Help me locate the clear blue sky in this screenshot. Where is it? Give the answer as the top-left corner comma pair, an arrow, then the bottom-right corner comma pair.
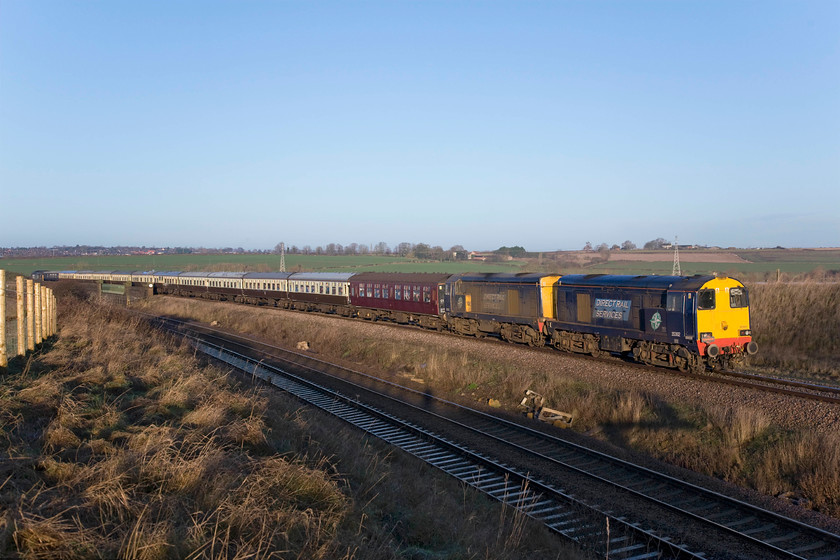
2,1 -> 838,251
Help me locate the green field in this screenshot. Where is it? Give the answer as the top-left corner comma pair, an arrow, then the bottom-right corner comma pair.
2,248 -> 838,279
0,254 -> 526,276
580,249 -> 840,279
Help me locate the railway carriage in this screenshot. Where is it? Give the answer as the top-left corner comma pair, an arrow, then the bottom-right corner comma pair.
154,271 -> 182,287
286,272 -> 354,314
177,271 -> 212,289
349,272 -> 451,329
241,272 -> 291,305
443,273 -> 560,345
109,271 -> 134,283
32,271 -> 59,281
132,271 -> 157,285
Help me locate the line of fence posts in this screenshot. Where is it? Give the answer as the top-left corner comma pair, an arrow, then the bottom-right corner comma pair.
0,270 -> 58,369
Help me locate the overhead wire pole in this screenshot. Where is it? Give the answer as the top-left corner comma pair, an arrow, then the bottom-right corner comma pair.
672,236 -> 681,276
279,242 -> 286,272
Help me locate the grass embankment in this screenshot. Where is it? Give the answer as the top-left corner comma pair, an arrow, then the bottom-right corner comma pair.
143,296 -> 840,520
747,282 -> 840,381
0,294 -> 579,559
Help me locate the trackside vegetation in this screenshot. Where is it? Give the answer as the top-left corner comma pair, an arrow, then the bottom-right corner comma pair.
0,290 -> 581,559
746,281 -> 840,379
141,293 -> 840,520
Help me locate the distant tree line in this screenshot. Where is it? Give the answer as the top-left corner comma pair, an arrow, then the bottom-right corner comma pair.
275,242 -> 469,261
580,238 -> 694,253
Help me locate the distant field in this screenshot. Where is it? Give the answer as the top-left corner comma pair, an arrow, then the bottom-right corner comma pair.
2,247 -> 837,279
0,254 -> 526,276
566,248 -> 840,279
608,250 -> 750,263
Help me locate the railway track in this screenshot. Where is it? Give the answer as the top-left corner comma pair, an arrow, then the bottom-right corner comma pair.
141,291 -> 839,405
711,369 -> 840,405
144,313 -> 840,560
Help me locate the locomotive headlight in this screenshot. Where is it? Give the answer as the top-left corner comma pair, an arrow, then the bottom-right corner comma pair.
740,329 -> 751,337
700,332 -> 714,341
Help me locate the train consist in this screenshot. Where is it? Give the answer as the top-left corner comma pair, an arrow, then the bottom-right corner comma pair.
37,269 -> 758,371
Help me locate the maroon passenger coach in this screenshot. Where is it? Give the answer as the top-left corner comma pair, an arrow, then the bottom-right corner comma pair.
349,272 -> 451,329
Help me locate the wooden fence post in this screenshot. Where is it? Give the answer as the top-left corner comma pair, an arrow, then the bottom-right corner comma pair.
1,270 -> 7,368
26,279 -> 35,351
50,290 -> 56,337
34,283 -> 42,346
17,276 -> 25,357
40,285 -> 48,341
45,289 -> 52,338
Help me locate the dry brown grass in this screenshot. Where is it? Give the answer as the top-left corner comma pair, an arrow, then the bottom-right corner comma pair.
746,281 -> 840,380
0,290 -> 580,559
140,295 -> 840,520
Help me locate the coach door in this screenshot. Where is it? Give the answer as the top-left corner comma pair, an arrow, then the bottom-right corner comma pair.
666,292 -> 687,342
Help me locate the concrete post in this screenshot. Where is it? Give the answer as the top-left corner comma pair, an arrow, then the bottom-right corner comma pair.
17,276 -> 25,357
26,279 -> 35,351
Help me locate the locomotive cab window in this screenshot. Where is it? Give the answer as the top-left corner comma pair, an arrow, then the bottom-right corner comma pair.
729,287 -> 748,308
698,289 -> 716,310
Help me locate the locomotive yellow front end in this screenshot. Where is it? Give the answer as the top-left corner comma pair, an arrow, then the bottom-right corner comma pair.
695,276 -> 758,368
